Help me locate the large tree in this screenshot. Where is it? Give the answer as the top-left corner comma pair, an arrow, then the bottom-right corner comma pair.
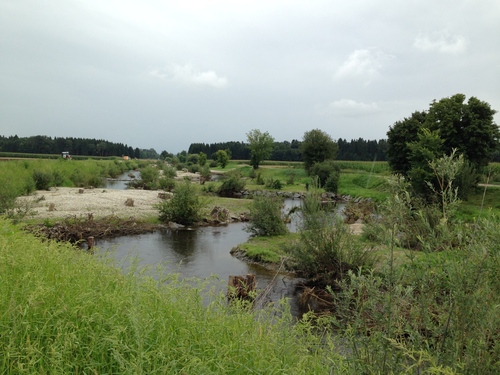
387,94 -> 499,198
246,129 -> 275,169
300,129 -> 338,174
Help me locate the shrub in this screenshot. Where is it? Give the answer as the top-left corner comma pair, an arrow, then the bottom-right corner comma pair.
286,189 -> 377,286
138,166 -> 159,190
158,177 -> 176,192
246,195 -> 288,236
310,160 -> 340,190
157,180 -> 203,226
162,165 -> 177,179
217,171 -> 245,197
188,164 -> 200,174
33,170 -> 53,190
265,178 -> 282,190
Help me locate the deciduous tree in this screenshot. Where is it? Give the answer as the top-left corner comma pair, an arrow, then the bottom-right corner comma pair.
300,129 -> 338,174
246,129 -> 275,169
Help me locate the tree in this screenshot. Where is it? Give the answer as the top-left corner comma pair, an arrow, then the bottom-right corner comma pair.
426,94 -> 499,169
246,129 -> 275,169
387,94 -> 499,198
300,129 -> 338,174
198,152 -> 207,167
215,149 -> 229,168
386,111 -> 426,175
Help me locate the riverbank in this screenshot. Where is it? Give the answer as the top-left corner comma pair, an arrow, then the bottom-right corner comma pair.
16,187 -> 164,220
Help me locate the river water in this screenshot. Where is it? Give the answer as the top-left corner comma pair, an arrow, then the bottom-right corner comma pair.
99,172 -> 344,316
100,171 -> 304,314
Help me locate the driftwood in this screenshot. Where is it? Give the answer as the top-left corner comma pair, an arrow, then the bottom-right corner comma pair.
24,215 -> 159,244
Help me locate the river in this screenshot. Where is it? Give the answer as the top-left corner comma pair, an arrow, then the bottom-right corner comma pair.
101,171 -> 304,314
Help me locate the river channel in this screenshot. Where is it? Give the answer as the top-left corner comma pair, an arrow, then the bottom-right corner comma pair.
101,172 -> 305,315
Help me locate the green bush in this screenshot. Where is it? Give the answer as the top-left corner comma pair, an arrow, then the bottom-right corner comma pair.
137,165 -> 159,189
157,180 -> 203,226
158,177 -> 176,192
32,170 -> 53,190
286,189 -> 377,286
246,195 -> 288,236
310,160 -> 340,191
217,171 -> 245,197
162,165 -> 177,179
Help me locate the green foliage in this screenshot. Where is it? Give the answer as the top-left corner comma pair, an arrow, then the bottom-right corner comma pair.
157,180 -> 203,225
137,165 -> 159,189
309,160 -> 340,192
214,149 -> 229,168
162,164 -> 177,179
300,129 -> 338,173
286,188 -> 377,286
364,154 -> 466,252
265,177 -> 283,189
246,195 -> 288,236
32,169 -> 53,190
158,177 -> 176,192
217,171 -> 246,197
199,165 -> 211,182
387,94 -> 499,198
198,151 -> 207,166
246,129 -> 275,169
0,218 -> 342,374
386,110 -> 426,175
332,215 -> 500,373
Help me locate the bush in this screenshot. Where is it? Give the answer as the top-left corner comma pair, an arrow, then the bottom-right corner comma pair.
33,170 -> 53,190
157,180 -> 203,226
162,165 -> 177,179
138,166 -> 159,190
217,171 -> 245,197
246,195 -> 288,236
310,161 -> 340,190
265,178 -> 282,190
286,189 -> 377,286
158,177 -> 176,192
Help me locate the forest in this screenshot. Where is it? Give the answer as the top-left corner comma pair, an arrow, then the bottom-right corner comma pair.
189,137 -> 388,161
0,135 -> 158,159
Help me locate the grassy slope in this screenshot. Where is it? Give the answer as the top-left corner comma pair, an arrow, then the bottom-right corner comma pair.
0,218 -> 343,374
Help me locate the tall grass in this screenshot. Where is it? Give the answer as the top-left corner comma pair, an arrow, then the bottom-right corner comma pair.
0,159 -> 140,213
0,218 -> 344,374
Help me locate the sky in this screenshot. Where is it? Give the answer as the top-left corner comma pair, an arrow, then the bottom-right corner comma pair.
1,0 -> 499,154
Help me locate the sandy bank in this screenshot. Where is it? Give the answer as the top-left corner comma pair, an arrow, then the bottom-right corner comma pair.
17,187 -> 165,220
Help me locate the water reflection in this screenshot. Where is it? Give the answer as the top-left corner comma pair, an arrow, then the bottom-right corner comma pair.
104,170 -> 140,190
96,222 -> 302,315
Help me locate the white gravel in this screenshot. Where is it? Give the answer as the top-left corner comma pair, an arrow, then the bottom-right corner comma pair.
17,187 -> 167,220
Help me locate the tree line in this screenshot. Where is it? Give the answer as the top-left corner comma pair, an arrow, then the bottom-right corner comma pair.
0,135 -> 158,159
188,138 -> 388,162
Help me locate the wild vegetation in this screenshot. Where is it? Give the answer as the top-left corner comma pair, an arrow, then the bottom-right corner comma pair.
2,94 -> 500,373
0,158 -> 142,217
0,218 -> 344,374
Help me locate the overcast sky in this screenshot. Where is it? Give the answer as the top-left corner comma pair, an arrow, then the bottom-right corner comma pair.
1,0 -> 499,154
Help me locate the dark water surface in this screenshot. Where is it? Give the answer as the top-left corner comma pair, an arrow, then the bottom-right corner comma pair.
104,170 -> 140,190
97,176 -> 342,315
96,222 -> 302,314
